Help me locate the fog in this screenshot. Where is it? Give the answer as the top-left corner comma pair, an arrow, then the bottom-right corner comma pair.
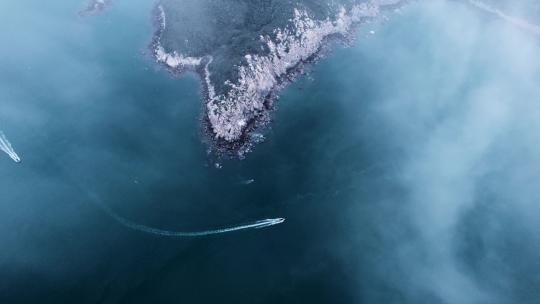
346,1 -> 540,303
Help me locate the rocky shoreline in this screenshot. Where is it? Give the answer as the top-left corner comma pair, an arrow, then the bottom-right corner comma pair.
150,0 -> 405,158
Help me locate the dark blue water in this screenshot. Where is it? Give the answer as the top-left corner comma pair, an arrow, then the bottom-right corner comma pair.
2,1 -> 540,303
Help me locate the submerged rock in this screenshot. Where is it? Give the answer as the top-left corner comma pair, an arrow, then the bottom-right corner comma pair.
79,0 -> 112,16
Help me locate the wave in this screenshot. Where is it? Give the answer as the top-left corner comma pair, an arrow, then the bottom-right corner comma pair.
153,5 -> 204,70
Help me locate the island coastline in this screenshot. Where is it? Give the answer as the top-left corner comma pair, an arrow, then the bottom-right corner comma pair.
150,0 -> 406,158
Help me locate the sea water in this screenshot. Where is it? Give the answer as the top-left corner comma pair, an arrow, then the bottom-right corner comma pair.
1,1 -> 540,303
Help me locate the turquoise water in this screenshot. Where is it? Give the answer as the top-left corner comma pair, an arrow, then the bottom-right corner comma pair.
1,1 -> 540,303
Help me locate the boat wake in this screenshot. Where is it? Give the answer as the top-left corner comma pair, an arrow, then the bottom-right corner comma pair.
466,0 -> 540,36
0,131 -> 21,163
88,192 -> 284,237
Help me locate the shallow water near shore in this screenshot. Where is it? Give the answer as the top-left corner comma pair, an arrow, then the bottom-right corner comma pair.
1,1 -> 540,303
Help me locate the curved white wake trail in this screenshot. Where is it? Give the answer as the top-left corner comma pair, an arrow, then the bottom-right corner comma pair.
0,131 -> 21,163
467,0 -> 540,36
89,193 -> 284,237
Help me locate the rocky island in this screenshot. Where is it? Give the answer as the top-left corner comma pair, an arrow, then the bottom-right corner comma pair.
151,0 -> 404,157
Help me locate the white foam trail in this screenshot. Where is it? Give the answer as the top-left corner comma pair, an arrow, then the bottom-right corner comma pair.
89,193 -> 284,237
0,131 -> 21,163
240,179 -> 255,185
467,0 -> 540,36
